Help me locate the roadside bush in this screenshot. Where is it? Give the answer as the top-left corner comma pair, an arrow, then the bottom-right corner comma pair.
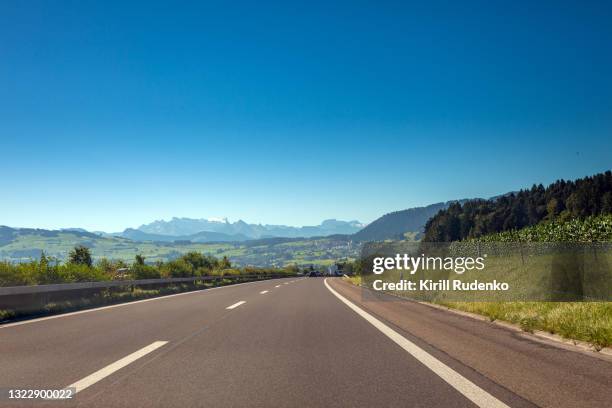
57,263 -> 108,282
0,309 -> 15,321
0,246 -> 297,287
195,266 -> 212,276
221,268 -> 241,276
131,264 -> 161,279
0,261 -> 36,286
182,251 -> 217,270
162,259 -> 193,277
97,258 -> 128,279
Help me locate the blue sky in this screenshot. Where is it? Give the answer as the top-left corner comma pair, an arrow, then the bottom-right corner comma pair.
1,1 -> 611,231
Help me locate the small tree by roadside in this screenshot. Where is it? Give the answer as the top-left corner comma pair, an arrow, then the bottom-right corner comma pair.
68,246 -> 93,267
135,254 -> 146,266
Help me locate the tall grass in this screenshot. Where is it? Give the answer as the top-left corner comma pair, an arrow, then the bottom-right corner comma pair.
438,301 -> 612,349
342,274 -> 362,286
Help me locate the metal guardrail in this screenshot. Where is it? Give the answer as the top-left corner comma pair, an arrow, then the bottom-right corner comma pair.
0,274 -> 293,296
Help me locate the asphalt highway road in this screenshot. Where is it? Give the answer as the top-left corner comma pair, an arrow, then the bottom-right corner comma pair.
1,277 -> 610,407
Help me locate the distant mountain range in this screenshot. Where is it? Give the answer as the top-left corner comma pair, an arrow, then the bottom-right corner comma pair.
0,200 -> 476,264
120,201 -> 471,243
118,218 -> 365,241
1,202 -> 473,248
119,228 -> 251,243
1,196 -> 483,252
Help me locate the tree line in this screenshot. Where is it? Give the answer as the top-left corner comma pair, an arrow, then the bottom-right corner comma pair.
0,246 -> 297,287
423,170 -> 612,242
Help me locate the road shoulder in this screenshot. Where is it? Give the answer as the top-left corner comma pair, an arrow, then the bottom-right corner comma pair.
327,278 -> 612,408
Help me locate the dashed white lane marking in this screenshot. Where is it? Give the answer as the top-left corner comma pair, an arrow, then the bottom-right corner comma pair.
67,341 -> 168,394
284,282 -> 289,285
260,290 -> 269,294
323,279 -> 510,408
226,301 -> 246,310
275,285 -> 281,288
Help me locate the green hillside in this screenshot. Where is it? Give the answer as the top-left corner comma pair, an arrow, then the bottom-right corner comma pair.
352,201 -> 454,242
0,227 -> 358,268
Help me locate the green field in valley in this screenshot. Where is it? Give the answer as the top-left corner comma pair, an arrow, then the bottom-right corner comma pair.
0,231 -> 359,268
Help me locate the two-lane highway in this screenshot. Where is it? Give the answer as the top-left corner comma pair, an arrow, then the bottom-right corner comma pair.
1,277 -> 610,407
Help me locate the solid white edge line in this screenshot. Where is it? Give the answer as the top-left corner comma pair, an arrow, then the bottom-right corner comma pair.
1,278 -> 279,329
226,301 -> 246,310
323,278 -> 510,408
67,341 -> 168,394
260,290 -> 269,294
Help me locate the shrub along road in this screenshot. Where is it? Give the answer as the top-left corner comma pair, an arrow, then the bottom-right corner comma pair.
0,277 -> 610,407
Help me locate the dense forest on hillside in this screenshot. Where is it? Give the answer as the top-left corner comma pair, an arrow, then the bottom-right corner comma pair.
423,171 -> 612,242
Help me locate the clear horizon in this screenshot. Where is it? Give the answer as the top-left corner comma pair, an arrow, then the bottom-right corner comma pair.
2,1 -> 611,231
3,169 -> 610,232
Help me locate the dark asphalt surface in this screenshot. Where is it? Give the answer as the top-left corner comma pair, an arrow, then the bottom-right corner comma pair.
0,277 -> 610,407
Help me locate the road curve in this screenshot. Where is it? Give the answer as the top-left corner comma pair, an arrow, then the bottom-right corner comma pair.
0,277 -> 610,407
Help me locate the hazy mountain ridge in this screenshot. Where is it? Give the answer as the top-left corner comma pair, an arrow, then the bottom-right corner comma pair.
120,228 -> 251,243
133,217 -> 364,239
0,225 -> 101,245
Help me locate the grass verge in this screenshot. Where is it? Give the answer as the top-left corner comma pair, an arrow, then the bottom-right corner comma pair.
342,274 -> 361,286
341,276 -> 612,350
438,301 -> 612,350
